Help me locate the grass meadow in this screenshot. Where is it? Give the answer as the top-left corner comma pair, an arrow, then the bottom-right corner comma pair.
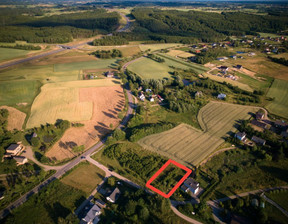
61,161 -> 105,195
266,79 -> 288,119
0,47 -> 31,62
266,190 -> 288,212
139,43 -> 181,52
127,57 -> 173,79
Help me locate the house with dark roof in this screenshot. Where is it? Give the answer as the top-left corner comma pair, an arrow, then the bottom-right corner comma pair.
235,132 -> 246,141
251,136 -> 266,146
181,178 -> 199,194
236,64 -> 243,70
255,111 -> 264,120
105,71 -> 114,78
95,199 -> 106,208
251,119 -> 269,130
106,188 -> 120,203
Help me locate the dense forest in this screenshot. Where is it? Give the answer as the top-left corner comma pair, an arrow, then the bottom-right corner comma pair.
129,8 -> 288,43
0,8 -> 120,43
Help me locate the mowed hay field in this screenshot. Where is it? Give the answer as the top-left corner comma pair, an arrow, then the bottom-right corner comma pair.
46,84 -> 125,161
0,47 -> 31,62
139,102 -> 258,166
266,79 -> 288,119
139,43 -> 181,52
0,106 -> 26,130
61,162 -> 105,195
26,79 -> 121,129
198,101 -> 259,138
127,57 -> 173,79
138,124 -> 223,166
167,49 -> 195,58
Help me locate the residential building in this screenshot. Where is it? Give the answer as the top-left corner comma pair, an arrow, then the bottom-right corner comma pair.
251,119 -> 269,129
182,178 -> 199,194
13,156 -> 28,166
274,120 -> 288,130
149,97 -> 154,102
139,92 -> 145,101
255,111 -> 264,120
5,144 -> 24,156
32,132 -> 37,138
217,93 -> 226,100
219,66 -> 229,72
251,136 -> 266,146
235,132 -> 246,141
106,188 -> 120,203
236,64 -> 243,70
105,71 -> 113,78
82,204 -> 101,224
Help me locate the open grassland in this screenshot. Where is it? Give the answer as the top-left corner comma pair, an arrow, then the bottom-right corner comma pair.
198,101 -> 258,138
61,162 -> 105,195
127,57 -> 173,79
0,47 -> 32,62
0,80 -> 41,113
203,73 -> 253,92
46,84 -> 124,161
26,79 -> 121,129
266,79 -> 288,119
266,190 -> 288,212
54,59 -> 118,72
138,124 -> 223,167
157,53 -> 209,74
139,102 -> 257,166
0,106 -> 26,130
271,53 -> 288,60
139,43 -> 181,52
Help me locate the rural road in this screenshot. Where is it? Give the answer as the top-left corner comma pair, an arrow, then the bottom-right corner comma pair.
262,194 -> 288,218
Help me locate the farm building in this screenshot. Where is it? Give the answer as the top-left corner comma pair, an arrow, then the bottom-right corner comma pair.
13,156 -> 28,166
105,71 -> 114,78
82,204 -> 101,224
235,132 -> 246,141
106,188 -> 120,203
181,178 -> 199,194
251,119 -> 270,130
5,144 -> 24,157
236,65 -> 243,70
256,111 -> 264,120
251,136 -> 266,146
217,93 -> 226,100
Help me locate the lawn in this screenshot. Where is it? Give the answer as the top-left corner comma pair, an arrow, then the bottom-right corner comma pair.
138,102 -> 258,166
54,59 -> 118,72
127,57 -> 173,80
266,190 -> 288,212
266,79 -> 288,119
0,47 -> 31,62
26,79 -> 121,128
2,180 -> 85,224
139,43 -> 181,52
138,123 -> 223,167
61,161 -> 105,195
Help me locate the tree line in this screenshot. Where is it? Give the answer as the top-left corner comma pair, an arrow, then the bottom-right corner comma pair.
90,49 -> 122,59
92,36 -> 128,46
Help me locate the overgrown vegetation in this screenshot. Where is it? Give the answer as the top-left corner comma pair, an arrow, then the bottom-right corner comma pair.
90,49 -> 123,59
0,44 -> 41,50
92,36 -> 128,46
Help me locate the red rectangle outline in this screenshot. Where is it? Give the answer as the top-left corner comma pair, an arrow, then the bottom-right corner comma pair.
145,159 -> 192,198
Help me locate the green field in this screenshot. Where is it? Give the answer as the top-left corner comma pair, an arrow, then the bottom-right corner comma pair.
266,79 -> 288,119
157,53 -> 209,74
61,161 -> 105,195
0,47 -> 32,62
54,59 -> 118,72
0,80 -> 41,111
138,102 -> 258,166
127,57 -> 173,79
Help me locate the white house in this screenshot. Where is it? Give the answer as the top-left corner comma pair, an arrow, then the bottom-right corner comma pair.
235,132 -> 246,141
82,204 -> 101,224
13,156 -> 28,166
217,93 -> 226,100
181,178 -> 199,194
139,93 -> 145,101
5,144 -> 24,157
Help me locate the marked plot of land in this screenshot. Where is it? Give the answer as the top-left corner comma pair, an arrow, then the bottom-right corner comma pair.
139,102 -> 258,166
266,79 -> 288,119
0,106 -> 26,130
139,124 -> 223,166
